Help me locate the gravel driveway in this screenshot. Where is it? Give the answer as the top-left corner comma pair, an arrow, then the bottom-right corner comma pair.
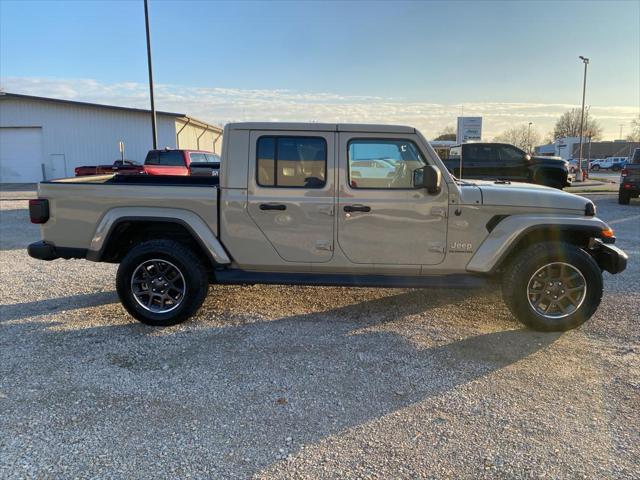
1,194 -> 638,479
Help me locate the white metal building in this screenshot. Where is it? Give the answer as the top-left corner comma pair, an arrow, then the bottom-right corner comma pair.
0,92 -> 223,183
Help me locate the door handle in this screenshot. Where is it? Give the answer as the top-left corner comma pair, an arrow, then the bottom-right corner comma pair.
344,205 -> 371,213
259,203 -> 287,211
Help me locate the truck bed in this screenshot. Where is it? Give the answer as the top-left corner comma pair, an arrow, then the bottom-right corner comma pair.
38,174 -> 219,250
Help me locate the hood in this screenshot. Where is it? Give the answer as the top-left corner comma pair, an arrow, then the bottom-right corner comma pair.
465,180 -> 590,213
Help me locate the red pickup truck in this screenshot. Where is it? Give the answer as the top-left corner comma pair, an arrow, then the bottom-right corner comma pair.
74,150 -> 220,177
142,149 -> 220,176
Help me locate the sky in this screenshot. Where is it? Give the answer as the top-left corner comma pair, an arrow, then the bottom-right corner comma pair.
1,0 -> 639,140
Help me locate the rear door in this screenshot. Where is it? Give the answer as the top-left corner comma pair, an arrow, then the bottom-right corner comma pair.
246,131 -> 335,263
337,133 -> 448,265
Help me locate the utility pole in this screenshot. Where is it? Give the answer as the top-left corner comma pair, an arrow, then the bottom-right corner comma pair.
619,124 -> 624,140
144,0 -> 157,149
576,56 -> 589,182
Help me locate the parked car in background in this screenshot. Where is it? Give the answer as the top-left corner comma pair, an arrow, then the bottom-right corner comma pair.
442,143 -> 570,189
619,148 -> 640,204
589,157 -> 627,171
75,160 -> 143,176
350,159 -> 396,179
567,159 -> 579,174
74,150 -> 221,177
143,149 -> 221,176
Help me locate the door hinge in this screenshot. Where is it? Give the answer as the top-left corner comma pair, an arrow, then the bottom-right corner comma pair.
315,240 -> 333,252
427,242 -> 445,253
318,206 -> 334,216
430,206 -> 447,218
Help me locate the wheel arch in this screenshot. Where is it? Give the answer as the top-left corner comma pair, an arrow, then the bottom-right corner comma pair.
466,215 -> 610,274
86,207 -> 231,267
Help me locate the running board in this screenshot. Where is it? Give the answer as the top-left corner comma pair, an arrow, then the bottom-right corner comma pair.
214,270 -> 489,289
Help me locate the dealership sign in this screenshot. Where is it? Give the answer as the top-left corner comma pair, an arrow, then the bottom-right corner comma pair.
456,117 -> 482,143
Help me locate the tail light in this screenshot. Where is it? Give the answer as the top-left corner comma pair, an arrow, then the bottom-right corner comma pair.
29,199 -> 50,224
621,168 -> 628,177
74,167 -> 81,176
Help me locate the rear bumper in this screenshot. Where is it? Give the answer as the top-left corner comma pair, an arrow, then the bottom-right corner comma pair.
593,240 -> 628,274
620,182 -> 640,195
27,241 -> 87,261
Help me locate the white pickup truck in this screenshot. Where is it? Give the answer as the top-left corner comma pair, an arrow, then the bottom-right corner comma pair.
28,123 -> 627,331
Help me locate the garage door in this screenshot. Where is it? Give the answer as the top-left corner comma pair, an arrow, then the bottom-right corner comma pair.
0,127 -> 44,183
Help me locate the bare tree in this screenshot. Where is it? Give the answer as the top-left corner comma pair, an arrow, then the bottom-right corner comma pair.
494,124 -> 541,151
433,125 -> 456,141
626,114 -> 640,142
552,108 -> 602,140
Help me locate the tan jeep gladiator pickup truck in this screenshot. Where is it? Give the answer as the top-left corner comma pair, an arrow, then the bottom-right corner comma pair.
28,123 -> 627,331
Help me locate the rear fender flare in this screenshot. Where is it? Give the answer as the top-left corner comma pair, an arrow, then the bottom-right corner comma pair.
87,207 -> 231,265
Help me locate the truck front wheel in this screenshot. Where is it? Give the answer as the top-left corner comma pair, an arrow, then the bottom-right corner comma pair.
116,239 -> 209,326
501,242 -> 602,331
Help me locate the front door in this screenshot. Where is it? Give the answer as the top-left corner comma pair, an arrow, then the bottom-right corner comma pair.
247,131 -> 335,263
337,133 -> 448,265
498,145 -> 529,181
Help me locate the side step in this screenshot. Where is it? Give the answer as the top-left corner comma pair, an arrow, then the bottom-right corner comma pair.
215,269 -> 489,289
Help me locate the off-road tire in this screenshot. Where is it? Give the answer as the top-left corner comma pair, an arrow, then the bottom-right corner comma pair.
591,164 -> 600,171
116,239 -> 208,326
618,191 -> 631,205
501,242 -> 602,331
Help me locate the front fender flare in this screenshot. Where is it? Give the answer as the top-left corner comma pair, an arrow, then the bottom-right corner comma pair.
86,207 -> 231,265
466,215 -> 609,273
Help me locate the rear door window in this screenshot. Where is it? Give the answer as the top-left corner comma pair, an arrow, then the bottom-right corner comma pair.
465,145 -> 496,162
256,136 -> 326,188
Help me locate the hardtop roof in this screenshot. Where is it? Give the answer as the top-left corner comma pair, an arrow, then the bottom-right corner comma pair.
226,122 -> 415,134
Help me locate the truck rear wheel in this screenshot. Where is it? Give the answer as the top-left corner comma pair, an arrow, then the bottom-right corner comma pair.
618,191 -> 631,204
116,239 -> 208,326
501,242 -> 602,331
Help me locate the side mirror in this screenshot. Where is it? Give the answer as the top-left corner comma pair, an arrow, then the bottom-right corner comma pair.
413,165 -> 442,194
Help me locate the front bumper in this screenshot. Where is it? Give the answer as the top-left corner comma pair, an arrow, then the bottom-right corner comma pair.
28,241 -> 87,261
593,240 -> 628,274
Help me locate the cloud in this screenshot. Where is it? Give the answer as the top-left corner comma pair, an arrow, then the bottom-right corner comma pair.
2,76 -> 638,140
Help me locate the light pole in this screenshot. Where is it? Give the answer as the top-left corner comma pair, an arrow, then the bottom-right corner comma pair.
527,122 -> 533,153
576,56 -> 589,182
144,0 -> 158,149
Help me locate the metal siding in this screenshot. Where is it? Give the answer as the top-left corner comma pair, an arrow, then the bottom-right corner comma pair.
0,97 -> 178,180
0,127 -> 44,182
176,121 -> 223,153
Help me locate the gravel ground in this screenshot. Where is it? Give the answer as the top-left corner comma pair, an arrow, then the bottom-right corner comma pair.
0,194 -> 638,479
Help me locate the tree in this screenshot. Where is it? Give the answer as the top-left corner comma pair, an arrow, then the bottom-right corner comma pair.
552,108 -> 602,141
494,124 -> 541,151
626,114 -> 640,142
433,125 -> 456,141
